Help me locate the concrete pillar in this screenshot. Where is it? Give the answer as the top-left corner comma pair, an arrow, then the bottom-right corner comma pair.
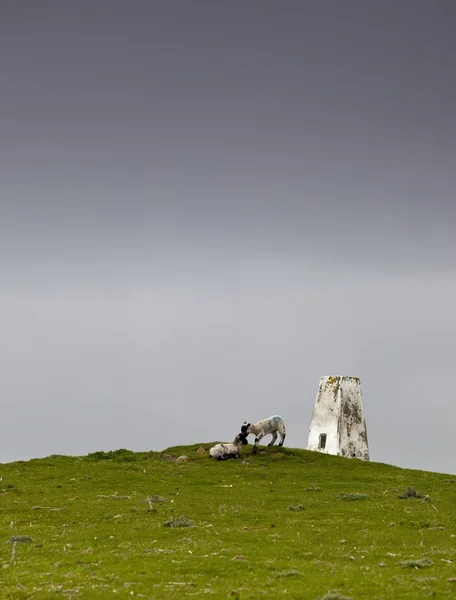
307,376 -> 369,460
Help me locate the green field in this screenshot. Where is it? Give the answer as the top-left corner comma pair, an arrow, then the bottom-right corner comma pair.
1,445 -> 456,599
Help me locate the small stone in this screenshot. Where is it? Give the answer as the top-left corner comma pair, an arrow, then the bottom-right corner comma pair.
176,455 -> 189,463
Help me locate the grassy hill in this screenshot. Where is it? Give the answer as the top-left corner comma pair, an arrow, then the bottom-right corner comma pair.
1,444 -> 456,599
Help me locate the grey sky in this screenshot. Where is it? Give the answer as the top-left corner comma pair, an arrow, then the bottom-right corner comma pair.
1,1 -> 455,473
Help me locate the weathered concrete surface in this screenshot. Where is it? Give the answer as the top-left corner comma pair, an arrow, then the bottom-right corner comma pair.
307,376 -> 369,460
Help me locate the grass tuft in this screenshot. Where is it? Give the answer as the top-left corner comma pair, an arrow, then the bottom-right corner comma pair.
10,536 -> 33,543
147,494 -> 167,503
401,558 -> 434,569
162,516 -> 195,528
276,569 -> 301,577
87,448 -> 137,461
397,487 -> 431,500
339,492 -> 369,501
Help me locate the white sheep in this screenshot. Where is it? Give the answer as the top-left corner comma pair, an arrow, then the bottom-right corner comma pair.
240,415 -> 286,453
209,434 -> 247,461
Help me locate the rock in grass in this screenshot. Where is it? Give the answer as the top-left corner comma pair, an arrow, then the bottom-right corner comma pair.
288,504 -> 304,511
162,517 -> 194,528
10,536 -> 33,543
176,455 -> 190,463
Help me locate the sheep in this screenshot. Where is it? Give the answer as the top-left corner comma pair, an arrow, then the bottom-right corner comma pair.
209,434 -> 248,461
240,415 -> 286,453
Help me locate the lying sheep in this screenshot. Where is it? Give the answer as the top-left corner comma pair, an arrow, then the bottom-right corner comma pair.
209,434 -> 248,461
240,415 -> 286,453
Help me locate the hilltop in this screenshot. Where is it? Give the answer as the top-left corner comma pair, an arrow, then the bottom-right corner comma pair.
1,445 -> 455,599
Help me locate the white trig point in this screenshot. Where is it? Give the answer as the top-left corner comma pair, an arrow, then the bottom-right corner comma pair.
307,376 -> 369,460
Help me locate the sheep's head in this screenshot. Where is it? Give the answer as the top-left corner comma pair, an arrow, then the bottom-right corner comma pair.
235,433 -> 249,446
234,432 -> 248,446
240,422 -> 251,436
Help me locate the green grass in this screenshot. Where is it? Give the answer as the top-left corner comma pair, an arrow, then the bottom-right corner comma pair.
1,445 -> 456,599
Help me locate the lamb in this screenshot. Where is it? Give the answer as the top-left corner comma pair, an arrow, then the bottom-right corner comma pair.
240,415 -> 286,453
209,434 -> 248,461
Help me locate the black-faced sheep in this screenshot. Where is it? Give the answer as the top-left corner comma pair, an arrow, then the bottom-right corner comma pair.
240,415 -> 286,453
209,434 -> 248,461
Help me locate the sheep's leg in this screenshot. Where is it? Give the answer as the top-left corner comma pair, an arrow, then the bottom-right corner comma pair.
252,433 -> 264,454
268,432 -> 278,446
278,433 -> 286,447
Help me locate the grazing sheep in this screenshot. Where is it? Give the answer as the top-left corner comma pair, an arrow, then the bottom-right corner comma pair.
240,415 -> 286,453
209,434 -> 248,461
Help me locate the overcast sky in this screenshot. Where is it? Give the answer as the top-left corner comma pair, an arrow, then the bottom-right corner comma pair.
1,1 -> 455,474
